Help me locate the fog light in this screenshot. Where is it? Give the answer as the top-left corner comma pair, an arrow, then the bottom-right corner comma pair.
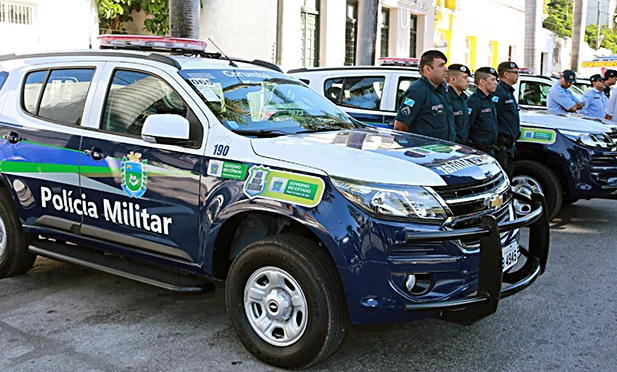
405,274 -> 416,292
405,273 -> 431,295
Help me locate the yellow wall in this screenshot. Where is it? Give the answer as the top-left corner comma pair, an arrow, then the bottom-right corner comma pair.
467,36 -> 477,71
491,40 -> 499,68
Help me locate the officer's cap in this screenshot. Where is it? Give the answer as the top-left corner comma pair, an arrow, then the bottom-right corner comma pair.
562,70 -> 577,83
604,69 -> 617,78
448,64 -> 470,75
590,74 -> 606,84
475,67 -> 499,79
497,61 -> 519,74
421,50 -> 448,63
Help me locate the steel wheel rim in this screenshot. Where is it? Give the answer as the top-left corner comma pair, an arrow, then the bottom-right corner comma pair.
0,215 -> 7,260
511,175 -> 544,215
244,266 -> 308,347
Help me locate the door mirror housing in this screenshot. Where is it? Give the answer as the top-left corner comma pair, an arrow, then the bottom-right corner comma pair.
141,114 -> 191,146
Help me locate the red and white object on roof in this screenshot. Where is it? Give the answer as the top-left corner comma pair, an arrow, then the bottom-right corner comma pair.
98,35 -> 207,52
377,57 -> 420,67
518,67 -> 534,75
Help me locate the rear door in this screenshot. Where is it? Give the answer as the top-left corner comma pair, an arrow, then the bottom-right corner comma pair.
80,62 -> 208,263
383,72 -> 421,127
0,62 -> 102,233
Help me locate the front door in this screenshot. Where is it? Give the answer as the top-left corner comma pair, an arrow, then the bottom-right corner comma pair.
80,64 -> 207,263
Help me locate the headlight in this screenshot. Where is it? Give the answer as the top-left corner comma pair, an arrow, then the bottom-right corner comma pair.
330,177 -> 448,221
559,130 -> 615,150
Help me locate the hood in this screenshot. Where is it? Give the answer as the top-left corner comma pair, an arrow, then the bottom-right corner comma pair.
251,129 -> 503,187
520,111 -> 613,133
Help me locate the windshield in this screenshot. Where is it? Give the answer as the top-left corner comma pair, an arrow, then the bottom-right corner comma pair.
179,69 -> 354,135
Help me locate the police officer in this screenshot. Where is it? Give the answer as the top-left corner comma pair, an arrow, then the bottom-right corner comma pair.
579,74 -> 608,118
394,50 -> 455,141
547,70 -> 583,115
603,69 -> 617,99
447,64 -> 471,144
493,61 -> 521,178
467,67 -> 499,154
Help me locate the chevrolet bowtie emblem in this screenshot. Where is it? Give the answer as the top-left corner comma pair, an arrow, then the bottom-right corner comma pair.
486,195 -> 504,209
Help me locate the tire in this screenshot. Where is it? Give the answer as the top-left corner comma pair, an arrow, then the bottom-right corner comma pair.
0,188 -> 36,278
225,234 -> 349,369
512,160 -> 563,220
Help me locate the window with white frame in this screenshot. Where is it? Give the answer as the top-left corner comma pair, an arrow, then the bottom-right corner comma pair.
0,2 -> 35,25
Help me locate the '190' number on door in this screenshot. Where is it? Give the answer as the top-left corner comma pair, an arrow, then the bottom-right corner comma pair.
214,144 -> 230,156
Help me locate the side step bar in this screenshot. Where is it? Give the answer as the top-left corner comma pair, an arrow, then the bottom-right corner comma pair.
29,241 -> 215,294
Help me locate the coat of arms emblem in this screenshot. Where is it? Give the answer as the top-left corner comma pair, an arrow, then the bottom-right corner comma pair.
121,151 -> 148,198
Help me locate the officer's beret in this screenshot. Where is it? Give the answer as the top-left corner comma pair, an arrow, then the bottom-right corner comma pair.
562,70 -> 577,83
590,73 -> 606,84
448,64 -> 470,75
421,50 -> 448,63
498,61 -> 519,74
475,67 -> 499,78
604,69 -> 617,78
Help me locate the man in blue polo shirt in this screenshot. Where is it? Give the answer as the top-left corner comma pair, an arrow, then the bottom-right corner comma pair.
579,74 -> 608,118
394,50 -> 455,141
547,70 -> 583,115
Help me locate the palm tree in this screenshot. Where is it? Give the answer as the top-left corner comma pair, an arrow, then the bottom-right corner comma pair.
169,0 -> 200,39
571,0 -> 587,71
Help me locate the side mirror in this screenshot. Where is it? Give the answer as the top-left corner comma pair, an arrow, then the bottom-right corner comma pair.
141,114 -> 190,146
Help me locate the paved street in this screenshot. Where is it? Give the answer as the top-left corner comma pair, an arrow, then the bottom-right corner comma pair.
1,199 -> 617,372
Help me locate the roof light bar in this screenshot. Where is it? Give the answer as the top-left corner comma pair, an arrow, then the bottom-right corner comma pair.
378,57 -> 420,67
98,35 -> 207,52
518,67 -> 534,75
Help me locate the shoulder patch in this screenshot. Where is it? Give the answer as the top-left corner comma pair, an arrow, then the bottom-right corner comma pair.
401,106 -> 412,116
468,107 -> 472,115
491,96 -> 499,103
559,89 -> 565,94
404,97 -> 415,107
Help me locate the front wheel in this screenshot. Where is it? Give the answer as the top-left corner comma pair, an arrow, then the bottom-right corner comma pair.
225,234 -> 349,369
512,160 -> 562,220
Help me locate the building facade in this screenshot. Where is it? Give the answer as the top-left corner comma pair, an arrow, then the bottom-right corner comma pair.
434,0 -> 526,71
0,0 -> 98,55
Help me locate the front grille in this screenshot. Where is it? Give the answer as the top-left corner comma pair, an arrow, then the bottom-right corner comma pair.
454,203 -> 514,250
591,155 -> 617,172
433,173 -> 510,216
607,131 -> 617,142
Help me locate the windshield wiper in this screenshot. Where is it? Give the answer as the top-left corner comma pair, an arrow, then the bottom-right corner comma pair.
231,129 -> 289,138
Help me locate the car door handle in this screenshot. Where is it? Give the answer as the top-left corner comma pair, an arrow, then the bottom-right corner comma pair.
3,131 -> 21,144
84,148 -> 107,161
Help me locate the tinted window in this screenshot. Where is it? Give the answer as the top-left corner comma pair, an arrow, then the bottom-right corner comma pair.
38,69 -> 95,125
519,81 -> 551,107
23,70 -> 47,114
181,69 -> 353,135
101,70 -> 202,146
324,76 -> 385,110
0,72 -> 8,91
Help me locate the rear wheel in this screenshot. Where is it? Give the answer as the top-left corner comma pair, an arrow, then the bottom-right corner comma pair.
512,160 -> 562,220
0,188 -> 36,278
225,234 -> 348,369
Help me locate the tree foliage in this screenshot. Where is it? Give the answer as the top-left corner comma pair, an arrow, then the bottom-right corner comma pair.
542,0 -> 573,38
585,24 -> 617,53
96,0 -> 168,35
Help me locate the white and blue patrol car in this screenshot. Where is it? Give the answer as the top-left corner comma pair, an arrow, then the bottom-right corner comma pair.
0,36 -> 548,369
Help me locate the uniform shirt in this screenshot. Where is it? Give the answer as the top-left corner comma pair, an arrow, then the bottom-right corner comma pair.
547,82 -> 578,115
579,88 -> 608,118
467,90 -> 498,147
447,86 -> 469,144
605,86 -> 611,100
395,76 -> 455,142
493,80 -> 521,154
606,88 -> 617,120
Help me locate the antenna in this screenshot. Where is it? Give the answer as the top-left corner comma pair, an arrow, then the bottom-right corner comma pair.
208,38 -> 238,68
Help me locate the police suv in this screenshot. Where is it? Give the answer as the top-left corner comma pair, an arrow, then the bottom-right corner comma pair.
0,36 -> 548,369
290,60 -> 617,219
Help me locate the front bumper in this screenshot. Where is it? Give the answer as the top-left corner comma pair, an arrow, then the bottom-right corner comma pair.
403,192 -> 549,325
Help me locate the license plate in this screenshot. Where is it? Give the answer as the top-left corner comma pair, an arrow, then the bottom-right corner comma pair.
502,241 -> 520,272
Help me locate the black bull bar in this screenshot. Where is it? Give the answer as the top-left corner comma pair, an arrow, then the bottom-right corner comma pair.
403,192 -> 549,325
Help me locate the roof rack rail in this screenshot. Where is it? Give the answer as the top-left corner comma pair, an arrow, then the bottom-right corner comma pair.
0,51 -> 182,69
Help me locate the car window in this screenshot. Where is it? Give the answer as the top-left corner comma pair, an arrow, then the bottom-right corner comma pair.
324,76 -> 385,111
181,69 -> 353,135
101,69 -> 201,147
397,76 -> 419,109
38,69 -> 95,125
23,69 -> 95,125
519,81 -> 551,107
0,72 -> 8,91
